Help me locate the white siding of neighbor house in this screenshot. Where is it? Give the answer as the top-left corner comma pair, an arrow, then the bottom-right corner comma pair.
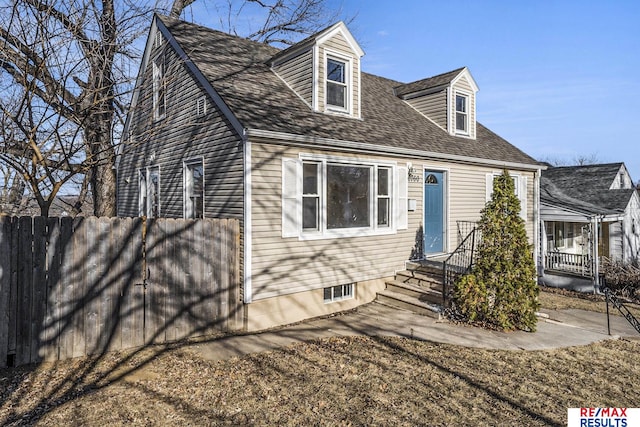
450,75 -> 476,139
609,221 -> 623,262
405,89 -> 448,130
318,31 -> 361,118
623,193 -> 640,262
248,139 -> 537,301
273,49 -> 314,107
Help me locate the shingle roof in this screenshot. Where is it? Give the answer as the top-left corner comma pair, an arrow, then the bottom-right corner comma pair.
393,67 -> 466,98
541,163 -> 635,214
158,15 -> 539,167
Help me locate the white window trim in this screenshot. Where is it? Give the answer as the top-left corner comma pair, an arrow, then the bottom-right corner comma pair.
283,153 -> 406,240
486,172 -> 528,221
324,49 -> 353,114
139,165 -> 161,217
323,283 -> 354,303
454,91 -> 470,136
138,169 -> 147,217
183,157 -> 205,219
196,96 -> 207,117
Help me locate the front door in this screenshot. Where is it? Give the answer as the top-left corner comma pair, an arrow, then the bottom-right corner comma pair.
424,171 -> 445,254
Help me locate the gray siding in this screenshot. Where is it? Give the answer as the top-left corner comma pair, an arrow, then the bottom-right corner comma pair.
249,140 -> 537,301
118,38 -> 244,221
117,33 -> 246,301
273,49 -> 314,106
405,89 -> 447,130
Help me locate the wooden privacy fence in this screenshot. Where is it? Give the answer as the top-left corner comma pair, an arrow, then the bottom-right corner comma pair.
0,216 -> 242,368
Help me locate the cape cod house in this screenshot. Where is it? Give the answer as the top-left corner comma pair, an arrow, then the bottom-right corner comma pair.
539,163 -> 640,290
117,15 -> 543,330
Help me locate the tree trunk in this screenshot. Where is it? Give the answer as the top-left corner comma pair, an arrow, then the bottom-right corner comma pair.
92,157 -> 116,217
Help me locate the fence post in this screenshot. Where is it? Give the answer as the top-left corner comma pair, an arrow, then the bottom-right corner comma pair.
0,217 -> 10,368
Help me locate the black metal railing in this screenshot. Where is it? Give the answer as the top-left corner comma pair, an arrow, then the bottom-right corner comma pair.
603,278 -> 640,335
442,227 -> 480,307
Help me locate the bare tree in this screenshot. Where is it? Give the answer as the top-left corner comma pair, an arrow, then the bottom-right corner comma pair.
538,152 -> 600,167
194,0 -> 343,46
0,0 -> 342,217
0,0 -> 153,216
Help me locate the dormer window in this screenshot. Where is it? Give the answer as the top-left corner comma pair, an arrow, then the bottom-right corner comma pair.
455,94 -> 468,133
326,57 -> 347,110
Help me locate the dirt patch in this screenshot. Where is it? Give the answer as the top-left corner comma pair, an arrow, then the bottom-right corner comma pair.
540,286 -> 640,317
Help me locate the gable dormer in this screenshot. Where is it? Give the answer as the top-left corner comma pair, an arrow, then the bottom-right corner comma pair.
394,67 -> 479,139
269,22 -> 364,118
610,163 -> 633,189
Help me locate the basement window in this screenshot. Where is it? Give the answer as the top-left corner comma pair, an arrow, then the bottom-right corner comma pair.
323,283 -> 354,303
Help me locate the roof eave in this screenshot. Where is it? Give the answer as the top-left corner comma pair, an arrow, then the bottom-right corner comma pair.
246,128 -> 542,171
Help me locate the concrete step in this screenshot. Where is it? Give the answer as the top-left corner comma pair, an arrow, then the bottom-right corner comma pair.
395,270 -> 443,291
376,289 -> 442,319
385,279 -> 444,304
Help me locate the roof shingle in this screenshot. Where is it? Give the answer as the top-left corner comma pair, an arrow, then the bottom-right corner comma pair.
159,15 -> 539,167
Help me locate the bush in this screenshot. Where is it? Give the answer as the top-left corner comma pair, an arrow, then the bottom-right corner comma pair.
453,171 -> 539,331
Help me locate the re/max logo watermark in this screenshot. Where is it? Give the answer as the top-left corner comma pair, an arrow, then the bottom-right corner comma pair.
567,408 -> 639,427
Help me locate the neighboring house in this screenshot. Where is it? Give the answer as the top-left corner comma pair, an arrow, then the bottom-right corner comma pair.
117,15 -> 543,330
540,163 -> 640,289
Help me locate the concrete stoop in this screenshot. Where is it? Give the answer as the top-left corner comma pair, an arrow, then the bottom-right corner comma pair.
376,268 -> 446,319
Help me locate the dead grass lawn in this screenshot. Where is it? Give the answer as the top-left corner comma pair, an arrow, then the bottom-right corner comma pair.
1,289 -> 639,426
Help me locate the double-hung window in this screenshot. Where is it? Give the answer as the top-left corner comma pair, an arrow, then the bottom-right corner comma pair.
184,159 -> 204,219
486,172 -> 527,221
302,162 -> 320,230
326,57 -> 348,110
284,155 -> 406,239
455,93 -> 468,133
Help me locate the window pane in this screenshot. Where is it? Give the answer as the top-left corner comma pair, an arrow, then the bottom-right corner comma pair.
303,197 -> 318,230
186,162 -> 204,219
327,165 -> 370,229
377,168 -> 389,196
139,172 -> 147,216
149,169 -> 160,217
323,287 -> 332,302
456,112 -> 467,132
456,95 -> 466,112
303,163 -> 318,194
327,59 -> 345,83
327,82 -> 346,108
377,198 -> 389,226
334,285 -> 343,299
344,283 -> 353,297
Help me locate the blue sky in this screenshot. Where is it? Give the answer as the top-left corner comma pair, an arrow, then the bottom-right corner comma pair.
332,0 -> 640,180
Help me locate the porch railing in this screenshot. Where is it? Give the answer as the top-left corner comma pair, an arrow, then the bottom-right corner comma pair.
545,251 -> 592,277
442,227 -> 480,307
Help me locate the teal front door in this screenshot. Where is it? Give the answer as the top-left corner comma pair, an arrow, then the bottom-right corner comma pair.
424,171 -> 444,254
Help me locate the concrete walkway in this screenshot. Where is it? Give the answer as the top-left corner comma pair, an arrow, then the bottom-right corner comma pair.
191,302 -> 639,361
